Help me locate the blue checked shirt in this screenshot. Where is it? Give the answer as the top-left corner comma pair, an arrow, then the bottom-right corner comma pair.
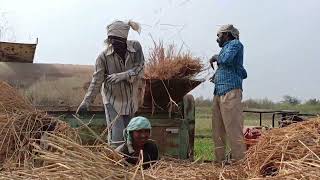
213,39 -> 247,96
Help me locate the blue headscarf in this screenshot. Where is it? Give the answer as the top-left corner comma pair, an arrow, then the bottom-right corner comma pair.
123,116 -> 151,153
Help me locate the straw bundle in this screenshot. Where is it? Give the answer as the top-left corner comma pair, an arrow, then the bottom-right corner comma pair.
241,117 -> 320,178
0,133 -> 153,180
0,81 -> 78,169
0,81 -> 33,113
144,42 -> 203,80
0,110 -> 79,169
145,158 -> 229,180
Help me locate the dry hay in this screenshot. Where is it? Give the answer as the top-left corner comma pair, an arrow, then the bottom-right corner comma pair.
145,158 -> 239,180
0,81 -> 78,170
0,135 -> 223,180
0,133 -> 152,180
0,81 -> 33,113
238,117 -> 320,179
144,42 -> 203,80
0,110 -> 79,170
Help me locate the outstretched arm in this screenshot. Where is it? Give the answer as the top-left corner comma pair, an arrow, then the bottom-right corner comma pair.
83,53 -> 107,104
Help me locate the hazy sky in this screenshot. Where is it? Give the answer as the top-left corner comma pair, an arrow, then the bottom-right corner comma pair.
1,0 -> 319,101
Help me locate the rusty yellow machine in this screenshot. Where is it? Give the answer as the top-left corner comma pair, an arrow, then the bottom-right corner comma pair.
0,41 -> 203,159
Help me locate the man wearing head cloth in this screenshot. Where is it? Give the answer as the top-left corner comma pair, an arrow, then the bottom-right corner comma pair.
77,20 -> 145,147
209,24 -> 247,164
116,116 -> 159,169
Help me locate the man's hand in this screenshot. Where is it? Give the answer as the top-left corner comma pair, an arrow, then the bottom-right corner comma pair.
76,101 -> 89,116
106,72 -> 128,84
209,74 -> 215,83
209,55 -> 219,69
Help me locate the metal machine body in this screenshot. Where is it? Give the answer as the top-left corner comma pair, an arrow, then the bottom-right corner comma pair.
42,94 -> 196,159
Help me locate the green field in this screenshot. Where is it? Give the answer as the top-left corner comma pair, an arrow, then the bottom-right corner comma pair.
195,106 -> 274,137
194,100 -> 320,161
194,138 -> 214,161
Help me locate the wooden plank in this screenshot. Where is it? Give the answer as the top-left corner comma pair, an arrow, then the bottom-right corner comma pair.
0,41 -> 37,63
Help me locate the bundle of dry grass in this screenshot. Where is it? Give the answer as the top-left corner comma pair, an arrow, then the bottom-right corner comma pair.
145,158 -> 231,180
0,81 -> 78,169
0,133 -> 152,180
144,42 -> 203,80
240,117 -> 320,179
0,81 -> 33,113
0,110 -> 79,170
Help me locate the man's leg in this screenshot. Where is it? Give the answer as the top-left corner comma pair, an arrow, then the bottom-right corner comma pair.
112,115 -> 131,147
220,89 -> 246,162
212,95 -> 227,163
104,104 -> 114,145
104,104 -> 130,148
122,115 -> 131,128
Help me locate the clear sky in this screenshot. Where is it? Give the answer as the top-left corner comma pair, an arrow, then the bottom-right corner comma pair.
1,0 -> 319,101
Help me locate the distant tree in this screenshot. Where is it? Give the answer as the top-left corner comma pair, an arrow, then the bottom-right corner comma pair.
305,98 -> 320,105
243,98 -> 275,109
259,98 -> 275,109
282,95 -> 301,105
243,99 -> 259,108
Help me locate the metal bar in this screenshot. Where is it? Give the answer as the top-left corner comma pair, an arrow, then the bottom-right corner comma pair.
259,113 -> 262,126
272,113 -> 275,127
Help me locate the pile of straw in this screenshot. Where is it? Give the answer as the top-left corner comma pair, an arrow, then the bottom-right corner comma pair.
0,133 -> 151,179
0,111 -> 78,169
0,81 -> 78,169
144,42 -> 203,80
0,134 -> 225,180
241,117 -> 320,179
0,81 -> 33,113
146,159 -> 240,180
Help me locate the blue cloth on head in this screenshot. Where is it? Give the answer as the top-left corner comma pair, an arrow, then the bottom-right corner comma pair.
123,116 -> 151,153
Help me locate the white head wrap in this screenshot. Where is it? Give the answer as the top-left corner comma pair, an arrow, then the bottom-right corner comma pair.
217,24 -> 240,39
107,20 -> 141,39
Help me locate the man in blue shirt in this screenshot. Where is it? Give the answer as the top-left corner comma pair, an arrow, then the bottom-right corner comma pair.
210,24 -> 247,164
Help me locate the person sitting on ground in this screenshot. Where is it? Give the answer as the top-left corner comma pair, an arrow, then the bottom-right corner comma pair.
116,116 -> 159,168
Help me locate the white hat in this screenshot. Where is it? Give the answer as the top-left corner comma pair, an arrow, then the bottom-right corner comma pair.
107,20 -> 141,39
217,24 -> 239,39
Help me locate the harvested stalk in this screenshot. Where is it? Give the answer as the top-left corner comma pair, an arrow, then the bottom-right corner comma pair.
144,41 -> 203,80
